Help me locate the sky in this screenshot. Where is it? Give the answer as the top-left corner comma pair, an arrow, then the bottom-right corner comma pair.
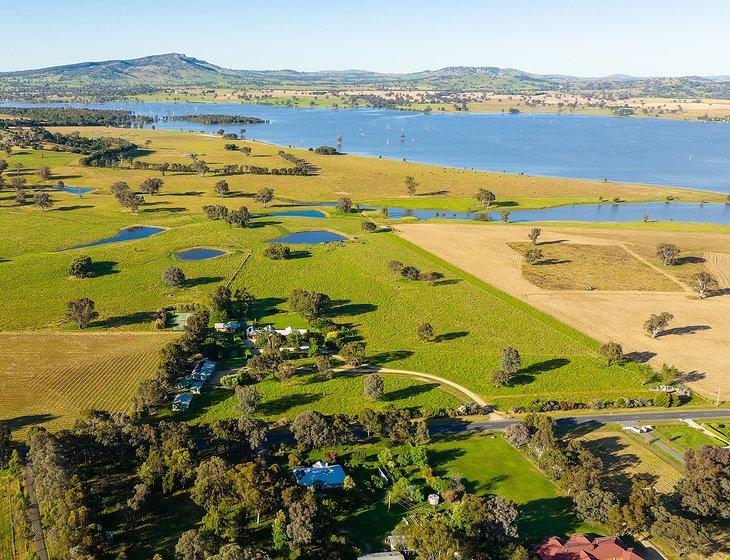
1,0 -> 729,77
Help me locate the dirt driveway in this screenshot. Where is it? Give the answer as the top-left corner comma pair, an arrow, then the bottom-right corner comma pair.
397,224 -> 730,399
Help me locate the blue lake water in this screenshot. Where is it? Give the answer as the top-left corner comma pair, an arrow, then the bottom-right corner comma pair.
269,230 -> 347,244
4,100 -> 730,194
267,209 -> 326,219
71,226 -> 165,249
176,247 -> 226,260
367,201 -> 730,225
56,185 -> 94,195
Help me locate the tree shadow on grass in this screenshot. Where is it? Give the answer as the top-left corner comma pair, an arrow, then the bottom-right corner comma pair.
383,382 -> 440,402
429,446 -> 467,471
166,191 -> 204,196
535,258 -> 572,265
675,255 -> 706,265
433,278 -> 461,286
288,250 -> 311,259
512,358 -> 569,385
227,191 -> 254,198
537,239 -> 568,245
368,350 -> 415,366
89,260 -> 119,277
659,324 -> 710,337
185,275 -> 225,288
555,419 -> 603,438
94,311 -> 157,328
519,496 -> 586,541
250,297 -> 287,321
260,392 -> 323,415
329,299 -> 378,317
5,413 -> 58,431
493,200 -> 519,208
248,220 -> 284,228
142,206 -> 187,214
434,331 -> 469,343
55,205 -> 94,212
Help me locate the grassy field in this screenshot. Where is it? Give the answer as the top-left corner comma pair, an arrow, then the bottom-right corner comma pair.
0,332 -> 171,432
0,128 -> 705,424
509,242 -> 681,291
578,426 -> 683,494
185,372 -> 461,424
0,468 -> 32,560
652,423 -> 724,454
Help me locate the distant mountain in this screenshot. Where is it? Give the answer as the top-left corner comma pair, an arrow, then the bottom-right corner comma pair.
1,53 -> 728,100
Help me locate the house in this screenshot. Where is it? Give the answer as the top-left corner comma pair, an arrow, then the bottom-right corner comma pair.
622,425 -> 652,434
534,535 -> 644,560
357,553 -> 405,560
175,377 -> 205,394
214,321 -> 243,333
292,461 -> 346,489
247,324 -> 308,341
172,393 -> 193,411
191,359 -> 216,381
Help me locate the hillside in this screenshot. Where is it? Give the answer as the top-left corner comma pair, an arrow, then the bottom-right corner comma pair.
1,53 -> 729,100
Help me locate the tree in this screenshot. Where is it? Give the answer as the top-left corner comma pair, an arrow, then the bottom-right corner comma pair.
110,181 -> 129,197
286,497 -> 316,548
163,266 -> 186,287
291,411 -> 334,449
501,347 -> 521,375
254,187 -> 274,207
651,509 -> 713,556
405,176 -> 419,196
272,510 -> 286,551
658,363 -> 679,384
69,256 -> 93,278
263,244 -> 291,259
528,227 -> 541,244
417,322 -> 434,341
676,445 -> 729,520
117,190 -> 144,212
340,341 -> 366,366
65,297 -> 98,329
413,420 -> 430,445
401,266 -> 421,280
235,385 -> 262,414
335,196 -> 353,213
400,514 -> 460,560
289,289 -> 331,321
598,341 -> 623,366
175,529 -> 211,560
656,243 -> 680,265
476,188 -> 496,208
504,423 -> 531,447
314,355 -> 333,379
491,369 -> 511,387
36,166 -> 52,181
139,177 -> 164,195
574,488 -> 619,524
214,180 -> 230,197
364,373 -> 384,401
0,425 -> 11,466
644,312 -> 673,338
500,210 -> 510,222
11,176 -> 25,190
361,220 -> 377,233
0,159 -> 7,175
524,248 -> 543,264
692,272 -> 718,299
226,206 -> 251,228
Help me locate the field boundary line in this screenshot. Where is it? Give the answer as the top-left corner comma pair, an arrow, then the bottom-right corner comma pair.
225,249 -> 253,288
619,242 -> 691,293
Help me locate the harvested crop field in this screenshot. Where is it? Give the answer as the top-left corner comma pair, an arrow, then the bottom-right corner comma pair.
0,332 -> 173,431
397,223 -> 730,399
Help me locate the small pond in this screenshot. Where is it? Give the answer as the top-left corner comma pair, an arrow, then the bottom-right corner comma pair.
269,230 -> 347,244
71,226 -> 165,249
56,185 -> 94,195
176,247 -> 226,260
267,209 -> 326,219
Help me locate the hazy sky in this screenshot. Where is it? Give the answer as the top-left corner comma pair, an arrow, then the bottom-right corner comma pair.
2,0 -> 728,76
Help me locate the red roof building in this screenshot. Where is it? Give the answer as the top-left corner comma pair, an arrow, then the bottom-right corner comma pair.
534,535 -> 644,560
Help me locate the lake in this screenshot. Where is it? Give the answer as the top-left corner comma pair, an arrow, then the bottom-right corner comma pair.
4,100 -> 730,194
70,226 -> 165,249
269,230 -> 347,244
176,247 -> 226,260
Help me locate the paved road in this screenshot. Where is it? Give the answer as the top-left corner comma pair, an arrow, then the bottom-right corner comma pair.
431,408 -> 730,433
23,467 -> 49,560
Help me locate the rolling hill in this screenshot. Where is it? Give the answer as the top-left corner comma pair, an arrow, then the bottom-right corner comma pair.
1,53 -> 728,99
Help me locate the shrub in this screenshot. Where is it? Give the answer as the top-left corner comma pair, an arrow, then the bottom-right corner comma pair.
361,221 -> 377,233
69,255 -> 93,278
163,266 -> 185,287
263,244 -> 291,260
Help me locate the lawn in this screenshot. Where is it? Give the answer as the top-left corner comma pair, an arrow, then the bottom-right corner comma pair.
186,371 -> 462,424
332,434 -> 596,548
509,242 -> 680,291
0,468 -> 32,560
652,423 -> 724,454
